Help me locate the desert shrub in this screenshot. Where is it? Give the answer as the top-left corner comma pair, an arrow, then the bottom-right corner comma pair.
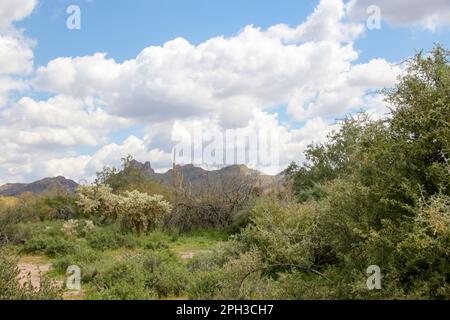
227,199 -> 258,234
53,246 -> 100,273
364,194 -> 450,299
22,235 -> 77,257
77,185 -> 172,233
0,221 -> 65,246
187,198 -> 325,299
141,250 -> 191,297
76,184 -> 119,222
148,261 -> 191,298
89,257 -> 157,300
189,195 -> 418,300
240,199 -> 317,266
61,219 -> 95,237
0,249 -> 62,300
0,223 -> 33,245
0,201 -> 40,235
83,225 -> 145,250
187,249 -> 228,273
56,250 -> 118,285
116,191 -> 172,233
61,219 -> 78,236
188,268 -> 223,300
134,230 -> 170,250
187,250 -> 230,299
86,250 -> 190,300
39,237 -> 76,257
0,191 -> 78,244
84,225 -> 169,251
0,210 -> 35,245
52,246 -> 111,285
190,250 -> 272,300
89,281 -> 158,300
85,224 -> 124,250
228,209 -> 250,234
40,190 -> 80,221
168,195 -> 231,232
167,173 -> 257,232
16,191 -> 79,222
56,205 -> 76,220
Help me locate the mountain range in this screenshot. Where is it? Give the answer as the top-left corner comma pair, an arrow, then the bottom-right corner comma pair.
0,176 -> 79,197
128,160 -> 277,188
0,162 -> 278,197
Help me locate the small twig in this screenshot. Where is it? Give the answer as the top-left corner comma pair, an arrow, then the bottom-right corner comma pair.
417,184 -> 427,203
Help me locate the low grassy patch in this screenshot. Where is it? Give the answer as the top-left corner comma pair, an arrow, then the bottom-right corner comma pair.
7,220 -> 228,300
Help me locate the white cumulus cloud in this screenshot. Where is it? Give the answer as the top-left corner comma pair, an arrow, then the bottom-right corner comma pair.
0,0 -> 410,183
347,0 -> 450,31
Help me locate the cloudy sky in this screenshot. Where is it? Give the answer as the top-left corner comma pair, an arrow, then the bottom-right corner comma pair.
0,0 -> 449,183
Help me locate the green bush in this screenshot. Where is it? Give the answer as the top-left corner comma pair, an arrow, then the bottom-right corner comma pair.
0,205 -> 40,241
1,223 -> 33,245
89,281 -> 158,300
85,250 -> 191,300
228,201 -> 255,234
22,235 -> 77,257
136,231 -> 170,250
142,250 -> 191,298
53,246 -> 100,274
84,225 -> 167,250
95,155 -> 175,201
1,221 -> 67,246
89,258 -> 157,300
0,191 -> 78,244
0,249 -> 62,300
187,199 -> 323,299
85,225 -> 123,250
188,268 -> 223,300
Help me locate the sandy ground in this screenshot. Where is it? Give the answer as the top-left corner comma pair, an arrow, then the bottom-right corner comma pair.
17,256 -> 85,299
17,258 -> 52,289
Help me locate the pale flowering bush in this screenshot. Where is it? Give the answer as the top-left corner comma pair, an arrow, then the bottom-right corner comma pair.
61,219 -> 95,237
76,185 -> 172,233
62,219 -> 79,237
116,191 -> 172,233
83,220 -> 95,234
76,184 -> 120,221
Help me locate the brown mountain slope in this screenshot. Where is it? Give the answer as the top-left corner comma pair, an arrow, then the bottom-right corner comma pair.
0,177 -> 79,197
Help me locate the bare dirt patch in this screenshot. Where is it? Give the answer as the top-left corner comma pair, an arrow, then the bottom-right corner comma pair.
17,256 -> 52,289
178,249 -> 213,260
17,256 -> 85,299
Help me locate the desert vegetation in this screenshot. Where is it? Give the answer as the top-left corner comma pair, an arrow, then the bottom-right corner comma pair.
0,46 -> 449,300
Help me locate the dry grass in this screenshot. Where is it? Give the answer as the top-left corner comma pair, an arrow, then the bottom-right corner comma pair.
0,196 -> 18,210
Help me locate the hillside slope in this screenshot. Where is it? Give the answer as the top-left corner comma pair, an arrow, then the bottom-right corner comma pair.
0,177 -> 79,196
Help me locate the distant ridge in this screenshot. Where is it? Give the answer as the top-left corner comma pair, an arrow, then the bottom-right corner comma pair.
0,176 -> 79,197
132,161 -> 277,188
0,163 -> 279,197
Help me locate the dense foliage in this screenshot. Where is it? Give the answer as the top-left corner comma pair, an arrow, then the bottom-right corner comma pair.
190,46 -> 450,300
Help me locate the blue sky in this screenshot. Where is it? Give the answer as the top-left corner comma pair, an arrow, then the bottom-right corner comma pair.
19,0 -> 450,65
1,0 -> 449,183
21,0 -> 317,64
